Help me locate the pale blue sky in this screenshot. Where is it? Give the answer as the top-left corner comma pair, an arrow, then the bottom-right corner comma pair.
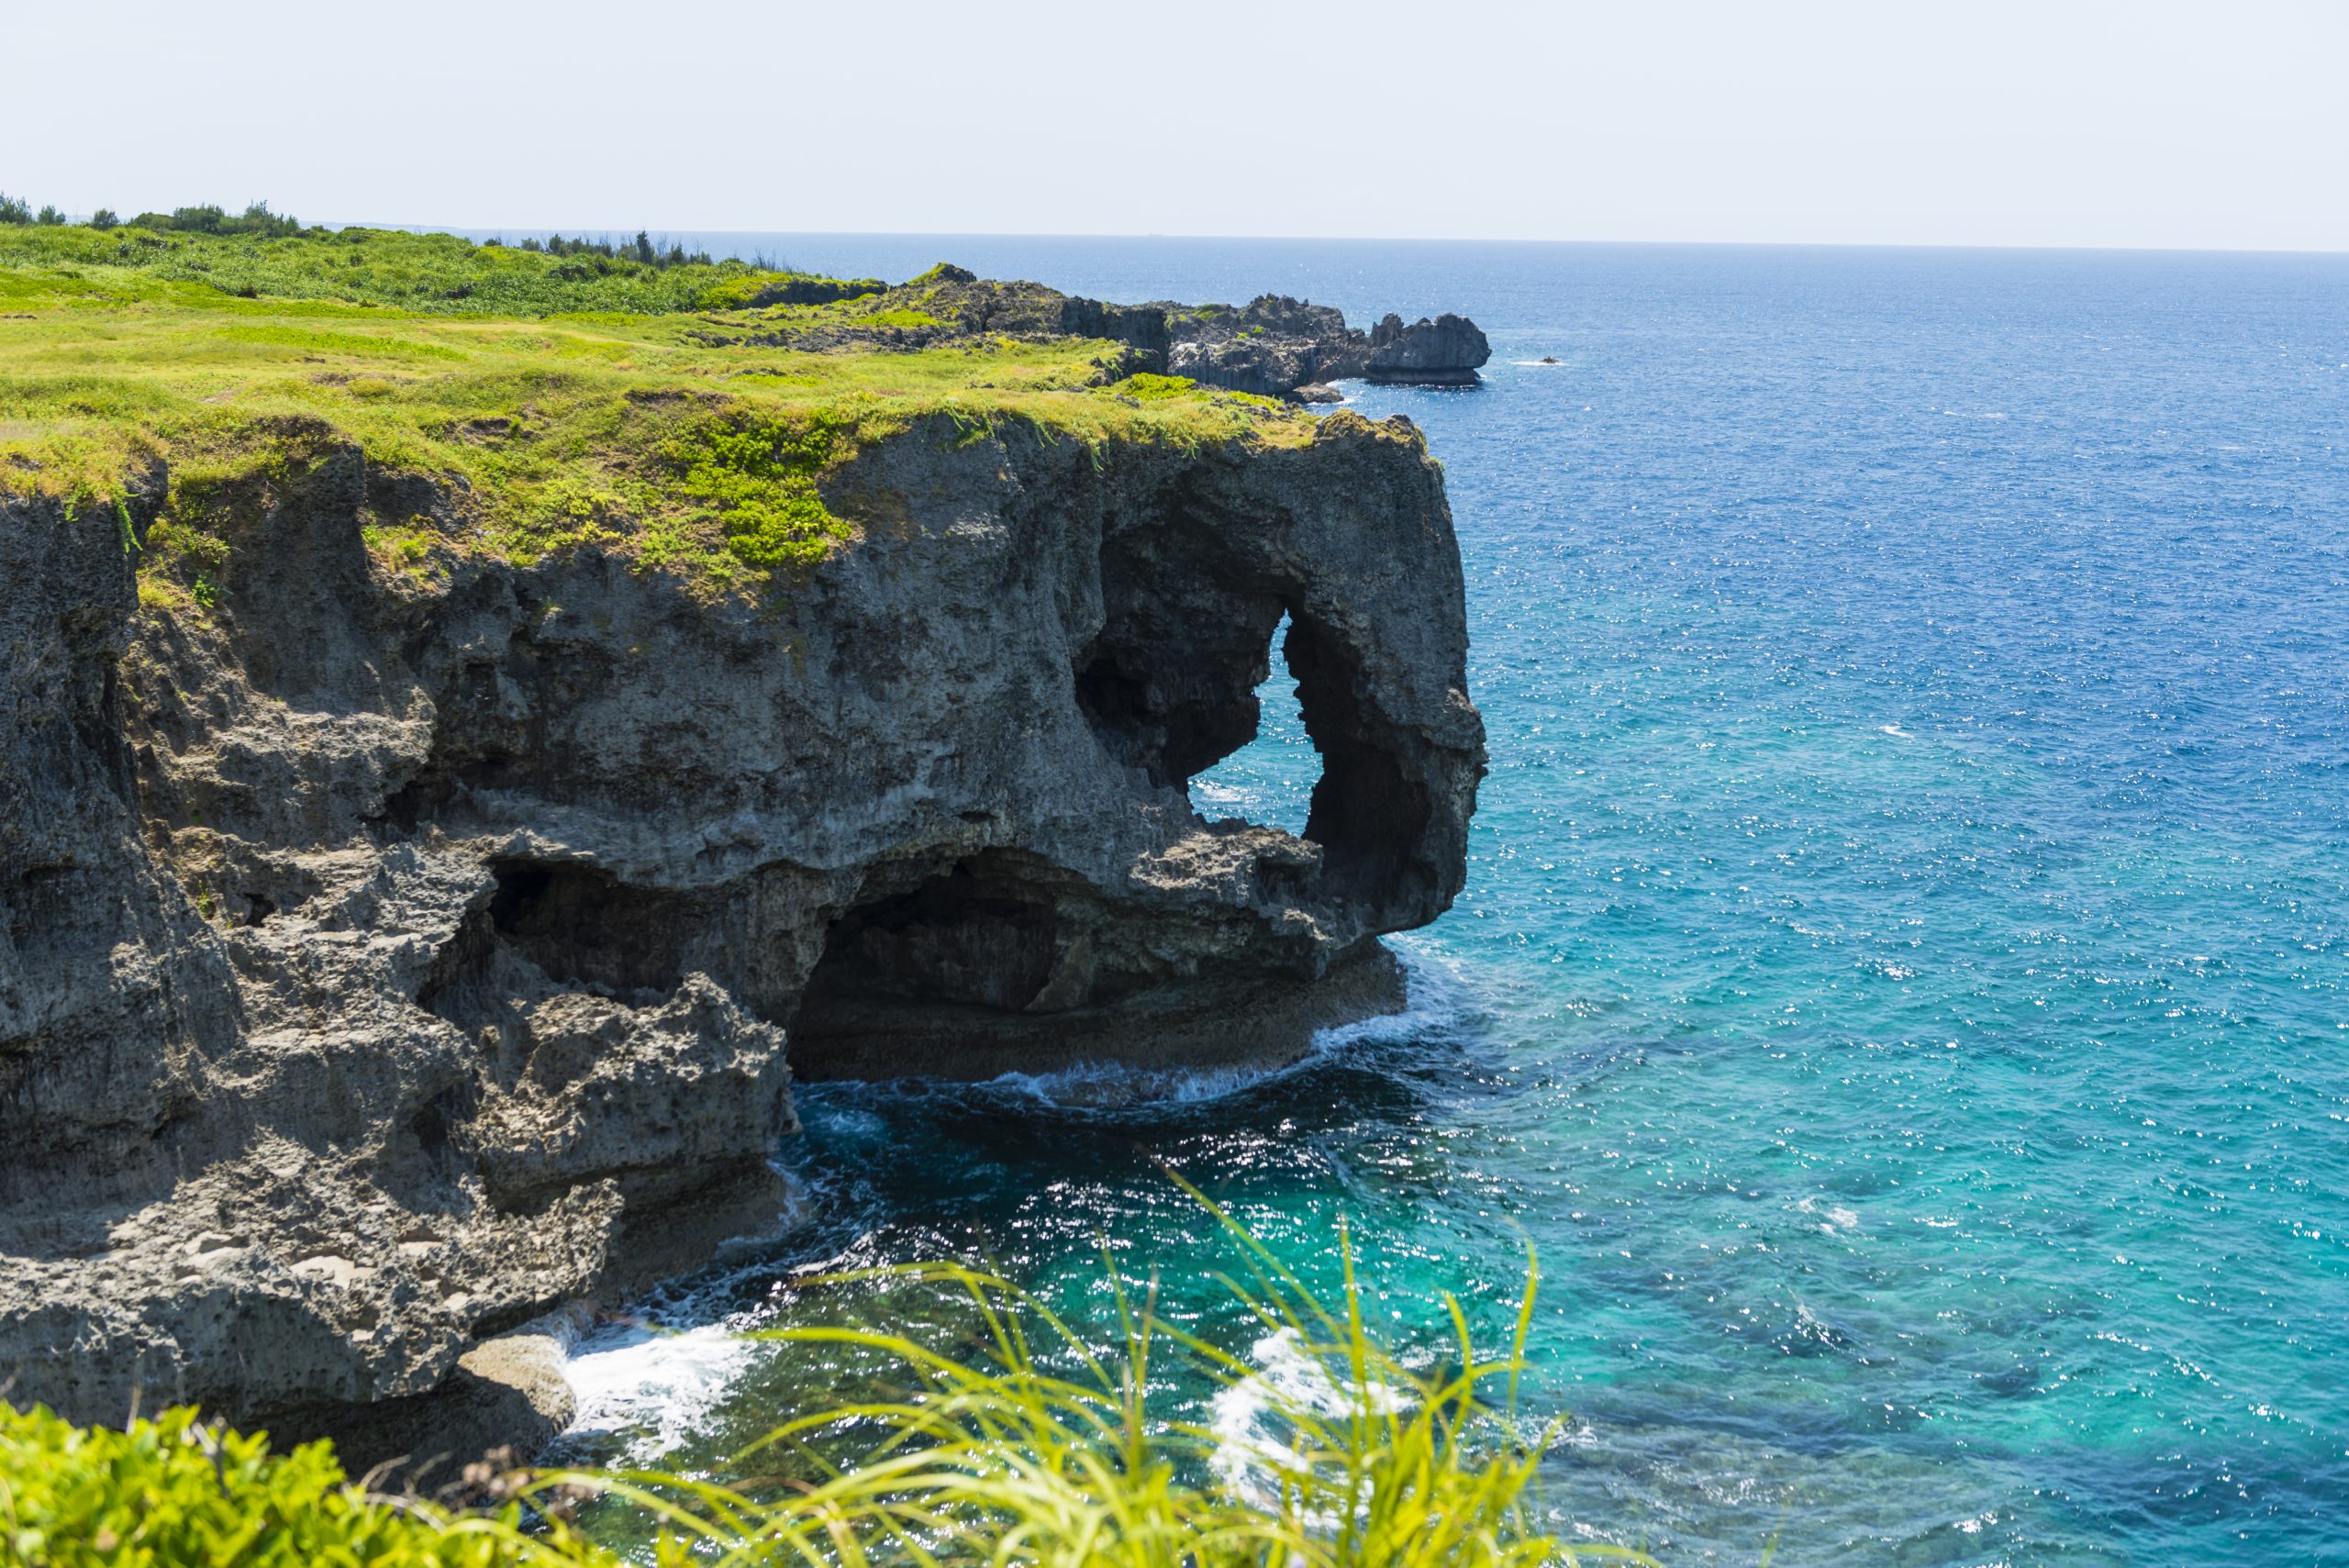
13,0 -> 2346,250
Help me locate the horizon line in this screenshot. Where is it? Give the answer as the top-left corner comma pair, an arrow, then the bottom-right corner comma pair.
35,209 -> 2349,259
342,224 -> 2349,261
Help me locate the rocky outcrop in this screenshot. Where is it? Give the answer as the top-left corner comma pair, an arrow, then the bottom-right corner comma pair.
1364,313 -> 1491,385
741,275 -> 888,307
694,270 -> 1487,398
699,263 -> 1169,371
1160,296 -> 1361,397
0,410 -> 1483,1462
1161,297 -> 1491,396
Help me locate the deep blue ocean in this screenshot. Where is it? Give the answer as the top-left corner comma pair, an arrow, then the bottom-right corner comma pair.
542,237 -> 2349,1565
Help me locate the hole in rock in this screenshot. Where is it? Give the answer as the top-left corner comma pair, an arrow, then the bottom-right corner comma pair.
484,860 -> 686,996
406,1084 -> 471,1173
1073,595 -> 1432,907
1284,612 -> 1434,905
1186,613 -> 1313,838
1073,594 -> 1284,789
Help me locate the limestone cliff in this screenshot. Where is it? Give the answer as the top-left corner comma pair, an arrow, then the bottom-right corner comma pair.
0,410 -> 1483,1453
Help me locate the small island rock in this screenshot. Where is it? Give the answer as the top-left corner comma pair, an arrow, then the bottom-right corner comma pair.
1364,313 -> 1491,385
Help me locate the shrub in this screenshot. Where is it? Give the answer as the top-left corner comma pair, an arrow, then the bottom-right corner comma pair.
518,230 -> 711,271
125,201 -> 307,238
0,1404 -> 597,1566
662,410 -> 858,571
87,208 -> 119,229
695,272 -> 883,310
1118,373 -> 1200,400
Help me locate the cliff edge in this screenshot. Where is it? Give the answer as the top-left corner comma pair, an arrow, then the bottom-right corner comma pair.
0,224 -> 1484,1464
0,411 -> 1482,1457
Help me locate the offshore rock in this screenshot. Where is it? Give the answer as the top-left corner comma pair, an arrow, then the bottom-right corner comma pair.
0,411 -> 1483,1461
1364,313 -> 1492,385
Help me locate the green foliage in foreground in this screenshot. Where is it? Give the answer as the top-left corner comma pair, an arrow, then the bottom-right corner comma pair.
0,1195 -> 1656,1567
0,1405 -> 563,1566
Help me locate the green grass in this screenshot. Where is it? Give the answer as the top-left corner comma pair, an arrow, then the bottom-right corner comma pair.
0,225 -> 1321,597
0,1193 -> 1660,1567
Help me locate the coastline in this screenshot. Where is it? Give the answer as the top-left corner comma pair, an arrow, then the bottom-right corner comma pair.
0,221 -> 1487,1462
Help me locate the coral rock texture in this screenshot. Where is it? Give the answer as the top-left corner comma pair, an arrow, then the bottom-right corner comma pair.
0,410 -> 1483,1454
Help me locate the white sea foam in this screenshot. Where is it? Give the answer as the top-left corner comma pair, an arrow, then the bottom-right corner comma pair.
1208,1327 -> 1404,1509
974,941 -> 1477,1110
562,1318 -> 755,1462
1315,940 -> 1476,1052
1796,1195 -> 1863,1234
553,1175 -> 807,1460
984,1058 -> 1288,1106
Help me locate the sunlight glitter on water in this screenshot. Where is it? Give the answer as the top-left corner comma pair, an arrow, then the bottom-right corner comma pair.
557,239 -> 2349,1565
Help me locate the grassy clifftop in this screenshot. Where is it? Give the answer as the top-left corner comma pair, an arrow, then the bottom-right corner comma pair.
0,223 -> 1315,595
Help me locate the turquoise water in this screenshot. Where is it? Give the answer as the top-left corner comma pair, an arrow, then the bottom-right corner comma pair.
562,242 -> 2349,1563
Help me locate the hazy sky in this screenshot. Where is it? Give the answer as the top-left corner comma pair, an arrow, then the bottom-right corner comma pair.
14,0 -> 2346,250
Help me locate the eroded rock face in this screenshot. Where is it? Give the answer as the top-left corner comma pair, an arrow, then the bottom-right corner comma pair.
0,411 -> 1483,1452
1162,295 -> 1364,397
1365,313 -> 1492,385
